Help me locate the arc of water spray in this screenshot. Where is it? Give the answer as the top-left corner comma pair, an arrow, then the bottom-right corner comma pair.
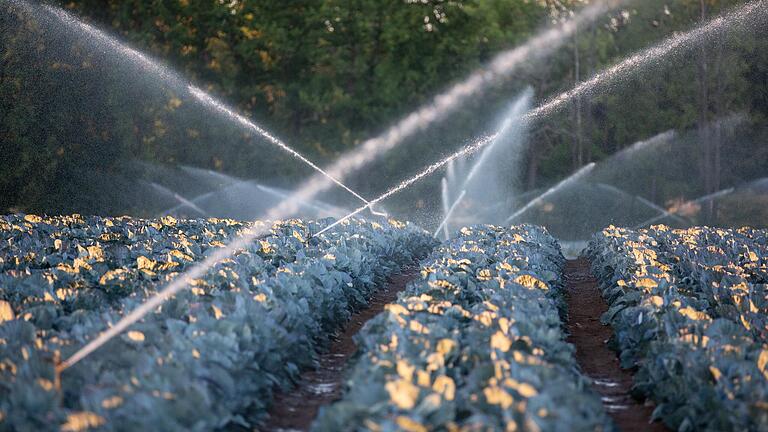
434,190 -> 466,238
445,94 -> 530,229
160,179 -> 255,216
162,188 -> 222,216
440,178 -> 451,239
523,0 -> 767,123
180,165 -> 240,187
633,210 -> 679,229
57,0 -> 766,370
695,187 -> 738,204
263,0 -> 768,230
286,0 -> 626,213
633,186 -> 737,229
58,138 -> 510,372
445,160 -> 457,201
611,130 -> 676,161
462,114 -> 517,186
313,135 -> 499,238
164,182 -> 346,218
439,122 -> 506,230
594,183 -> 689,225
256,184 -> 347,218
504,163 -> 596,224
146,182 -> 208,217
185,87 -> 375,209
391,0 -> 767,228
32,2 -> 372,208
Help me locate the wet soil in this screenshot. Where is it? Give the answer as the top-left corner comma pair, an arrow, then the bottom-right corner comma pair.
264,266 -> 419,431
565,258 -> 668,432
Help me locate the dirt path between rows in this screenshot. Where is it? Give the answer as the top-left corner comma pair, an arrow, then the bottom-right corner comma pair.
565,258 -> 668,432
264,266 -> 419,431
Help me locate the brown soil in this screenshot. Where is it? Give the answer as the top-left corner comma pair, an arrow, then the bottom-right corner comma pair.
565,258 -> 668,432
263,266 -> 419,431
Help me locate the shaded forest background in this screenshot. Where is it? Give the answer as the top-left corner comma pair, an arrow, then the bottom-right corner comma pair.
0,0 -> 766,225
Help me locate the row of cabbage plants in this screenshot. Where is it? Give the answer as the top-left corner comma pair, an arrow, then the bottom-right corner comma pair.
647,225 -> 768,342
587,225 -> 768,431
0,214 -> 435,431
314,224 -> 613,432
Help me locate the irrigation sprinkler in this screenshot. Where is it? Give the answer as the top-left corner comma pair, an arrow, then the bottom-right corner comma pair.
633,187 -> 737,229
29,1 -> 373,208
594,183 -> 689,226
505,163 -> 596,224
440,178 -> 451,240
54,0 -> 768,371
146,182 -> 208,217
302,0 -> 627,201
255,184 -> 347,218
433,190 -> 467,238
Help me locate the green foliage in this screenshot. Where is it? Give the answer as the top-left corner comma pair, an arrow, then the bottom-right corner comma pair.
0,1 -> 766,215
587,225 -> 768,431
314,224 -> 613,431
0,214 -> 435,430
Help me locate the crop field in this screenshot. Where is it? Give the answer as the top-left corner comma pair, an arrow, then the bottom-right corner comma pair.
2,215 -> 765,431
587,226 -> 768,431
314,224 -> 611,431
2,0 -> 768,430
0,214 -> 434,430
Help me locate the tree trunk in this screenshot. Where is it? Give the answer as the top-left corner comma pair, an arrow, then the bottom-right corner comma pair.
572,21 -> 583,170
526,141 -> 539,190
710,20 -> 727,224
696,0 -> 714,223
585,19 -> 598,164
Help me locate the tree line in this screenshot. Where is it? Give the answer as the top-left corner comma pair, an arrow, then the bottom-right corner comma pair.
0,0 -> 765,221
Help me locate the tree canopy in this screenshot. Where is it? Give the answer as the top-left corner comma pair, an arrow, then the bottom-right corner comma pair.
0,0 -> 765,222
